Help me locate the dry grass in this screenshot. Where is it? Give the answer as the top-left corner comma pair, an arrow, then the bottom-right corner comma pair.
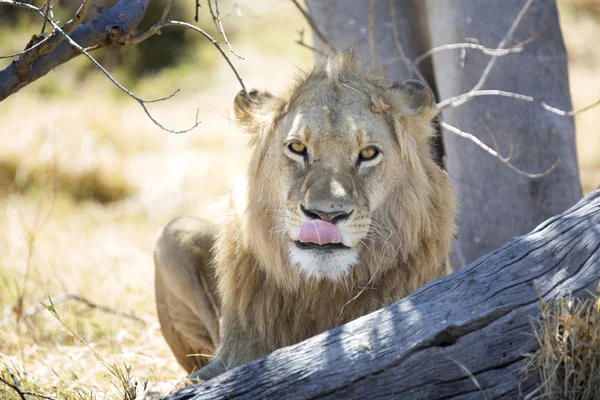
0,0 -> 599,399
524,290 -> 600,399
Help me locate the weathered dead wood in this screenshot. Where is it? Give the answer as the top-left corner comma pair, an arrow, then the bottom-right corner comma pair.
0,0 -> 150,101
167,189 -> 600,400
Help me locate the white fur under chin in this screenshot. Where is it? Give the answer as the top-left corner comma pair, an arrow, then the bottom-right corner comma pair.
288,245 -> 359,281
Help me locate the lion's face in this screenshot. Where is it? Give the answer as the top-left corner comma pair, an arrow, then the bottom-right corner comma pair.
274,101 -> 403,280
233,52 -> 438,282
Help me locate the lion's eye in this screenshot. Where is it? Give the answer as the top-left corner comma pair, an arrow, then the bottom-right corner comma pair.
288,141 -> 307,155
359,147 -> 379,161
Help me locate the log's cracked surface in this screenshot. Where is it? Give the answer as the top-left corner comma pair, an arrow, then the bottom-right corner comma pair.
168,190 -> 600,400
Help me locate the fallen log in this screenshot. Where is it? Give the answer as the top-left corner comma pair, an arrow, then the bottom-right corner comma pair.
167,189 -> 600,400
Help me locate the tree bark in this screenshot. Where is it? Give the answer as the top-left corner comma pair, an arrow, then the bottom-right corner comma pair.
166,189 -> 600,400
305,0 -> 583,266
0,0 -> 150,101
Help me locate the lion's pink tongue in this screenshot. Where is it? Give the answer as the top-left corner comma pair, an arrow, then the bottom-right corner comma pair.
299,220 -> 341,245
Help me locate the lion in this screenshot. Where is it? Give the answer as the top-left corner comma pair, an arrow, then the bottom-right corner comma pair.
153,50 -> 456,381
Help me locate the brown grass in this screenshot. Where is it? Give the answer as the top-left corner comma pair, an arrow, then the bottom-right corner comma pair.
524,290 -> 600,399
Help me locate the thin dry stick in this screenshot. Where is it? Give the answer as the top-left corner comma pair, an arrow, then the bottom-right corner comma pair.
39,0 -> 51,34
478,118 -> 517,163
414,38 -> 534,66
368,0 -> 381,74
437,0 -> 536,109
471,0 -> 535,92
206,0 -> 219,31
436,89 -> 600,118
2,293 -> 151,327
127,20 -> 246,93
541,97 -> 600,117
289,0 -> 336,54
387,0 -> 413,77
2,0 -> 201,134
0,376 -> 26,400
295,29 -> 327,56
0,375 -> 55,400
214,0 -> 243,59
440,121 -> 560,178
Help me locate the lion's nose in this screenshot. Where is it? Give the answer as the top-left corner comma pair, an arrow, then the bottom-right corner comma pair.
301,205 -> 353,224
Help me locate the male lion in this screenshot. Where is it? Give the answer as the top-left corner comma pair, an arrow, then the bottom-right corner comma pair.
153,51 -> 456,380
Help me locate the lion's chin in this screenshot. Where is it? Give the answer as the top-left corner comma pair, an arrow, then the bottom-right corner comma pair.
288,243 -> 359,281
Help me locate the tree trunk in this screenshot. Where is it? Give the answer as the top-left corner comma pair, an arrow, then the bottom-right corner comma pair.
304,0 -> 583,265
166,189 -> 600,399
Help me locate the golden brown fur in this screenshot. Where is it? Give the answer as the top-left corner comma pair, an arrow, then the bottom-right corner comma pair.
154,50 -> 455,380
214,51 -> 455,370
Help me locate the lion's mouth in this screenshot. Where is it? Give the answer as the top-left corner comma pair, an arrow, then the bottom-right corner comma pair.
294,241 -> 350,251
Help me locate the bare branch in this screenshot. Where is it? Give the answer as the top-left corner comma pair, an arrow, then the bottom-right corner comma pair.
382,56 -> 427,82
126,20 -> 246,93
414,38 -> 534,66
289,0 -> 336,54
39,0 -> 51,35
437,89 -> 534,110
2,0 -> 202,133
440,121 -> 560,178
295,29 -> 327,56
214,0 -> 244,59
15,0 -> 92,80
206,0 -> 219,31
436,89 -> 600,119
436,0 -> 536,110
1,292 -> 152,328
0,0 -> 152,101
471,0 -> 535,93
386,0 -> 414,77
541,97 -> 600,117
0,376 -> 27,400
368,0 -> 381,74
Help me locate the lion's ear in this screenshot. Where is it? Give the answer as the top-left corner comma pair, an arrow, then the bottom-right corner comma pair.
233,89 -> 284,134
391,80 -> 436,120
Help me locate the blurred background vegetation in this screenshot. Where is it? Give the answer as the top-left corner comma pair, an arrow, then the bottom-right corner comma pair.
0,0 -> 598,398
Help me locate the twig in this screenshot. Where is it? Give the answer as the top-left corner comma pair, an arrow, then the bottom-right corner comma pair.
436,89 -> 600,118
206,0 -> 219,31
214,0 -> 243,59
439,0 -> 535,109
368,0 -> 381,74
1,293 -> 152,327
0,376 -> 26,400
289,0 -> 335,54
295,29 -> 326,56
387,0 -> 413,77
0,35 -> 53,60
2,0 -> 201,134
126,20 -> 246,93
440,121 -> 560,178
39,0 -> 50,34
471,0 -> 535,92
0,374 -> 54,400
413,33 -> 539,66
541,97 -> 600,117
194,0 -> 200,22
